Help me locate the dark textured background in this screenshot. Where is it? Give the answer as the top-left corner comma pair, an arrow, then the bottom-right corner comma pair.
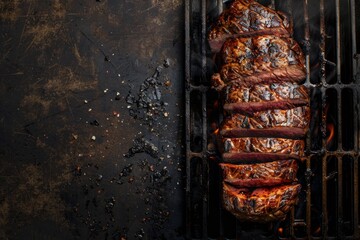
0,1 -> 185,239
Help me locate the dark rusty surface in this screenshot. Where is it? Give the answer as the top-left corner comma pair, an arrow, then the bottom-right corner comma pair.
0,1 -> 185,239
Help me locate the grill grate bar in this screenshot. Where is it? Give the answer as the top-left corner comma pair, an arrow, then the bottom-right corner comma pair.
351,0 -> 358,82
202,89 -> 208,240
335,0 -> 343,238
302,0 -> 312,239
185,0 -> 191,238
355,157 -> 359,238
319,0 -> 328,238
201,0 -> 208,238
350,8 -> 360,239
338,156 -> 344,238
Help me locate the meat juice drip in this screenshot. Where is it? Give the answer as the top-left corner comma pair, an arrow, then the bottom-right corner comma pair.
208,0 -> 309,222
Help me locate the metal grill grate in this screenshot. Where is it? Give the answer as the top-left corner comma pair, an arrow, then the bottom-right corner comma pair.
185,0 -> 360,239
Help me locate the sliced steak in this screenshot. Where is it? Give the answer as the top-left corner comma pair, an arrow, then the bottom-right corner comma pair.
208,0 -> 292,52
223,82 -> 309,114
224,82 -> 309,103
222,183 -> 301,222
220,106 -> 310,138
220,160 -> 298,187
212,36 -> 305,90
220,137 -> 304,163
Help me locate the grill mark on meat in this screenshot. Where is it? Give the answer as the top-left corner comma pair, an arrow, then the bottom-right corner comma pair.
221,36 -> 304,66
221,107 -> 310,130
225,82 -> 308,103
221,137 -> 305,156
220,160 -> 298,187
222,183 -> 301,222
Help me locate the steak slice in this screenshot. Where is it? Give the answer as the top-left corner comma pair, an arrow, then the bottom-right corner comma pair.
208,0 -> 292,52
212,36 -> 305,90
212,67 -> 305,91
220,106 -> 310,138
223,183 -> 301,222
224,99 -> 308,114
223,82 -> 309,114
220,160 -> 298,187
220,137 -> 304,163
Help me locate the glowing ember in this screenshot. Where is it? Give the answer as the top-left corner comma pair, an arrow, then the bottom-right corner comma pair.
313,226 -> 321,235
326,123 -> 335,145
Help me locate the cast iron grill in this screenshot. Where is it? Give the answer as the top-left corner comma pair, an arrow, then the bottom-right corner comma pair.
185,0 -> 360,239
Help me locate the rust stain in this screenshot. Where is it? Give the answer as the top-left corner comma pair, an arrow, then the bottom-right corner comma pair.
73,44 -> 97,77
107,12 -> 121,27
11,164 -> 69,226
51,0 -> 66,19
0,199 -> 9,239
150,0 -> 182,12
0,0 -> 21,22
85,0 -> 108,15
0,199 -> 9,226
22,0 -> 67,51
25,23 -> 62,51
21,66 -> 97,120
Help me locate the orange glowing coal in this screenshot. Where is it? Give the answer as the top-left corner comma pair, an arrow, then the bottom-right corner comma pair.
326,123 -> 335,145
214,128 -> 220,135
313,226 -> 321,235
278,227 -> 283,235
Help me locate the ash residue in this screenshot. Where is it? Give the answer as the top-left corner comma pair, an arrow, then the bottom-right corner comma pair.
124,138 -> 159,159
126,60 -> 170,127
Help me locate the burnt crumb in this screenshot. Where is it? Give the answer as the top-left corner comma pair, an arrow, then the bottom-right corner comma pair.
90,119 -> 100,126
110,164 -> 133,185
163,59 -> 170,68
128,109 -> 138,118
116,180 -> 124,185
105,197 -> 116,214
74,165 -> 82,176
150,167 -> 170,185
96,174 -> 103,182
120,164 -> 133,177
124,138 -> 159,159
112,228 -> 129,240
125,60 -> 171,128
135,228 -> 145,239
125,92 -> 135,104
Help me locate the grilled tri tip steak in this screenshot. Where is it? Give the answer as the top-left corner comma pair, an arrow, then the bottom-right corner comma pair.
209,0 -> 308,222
